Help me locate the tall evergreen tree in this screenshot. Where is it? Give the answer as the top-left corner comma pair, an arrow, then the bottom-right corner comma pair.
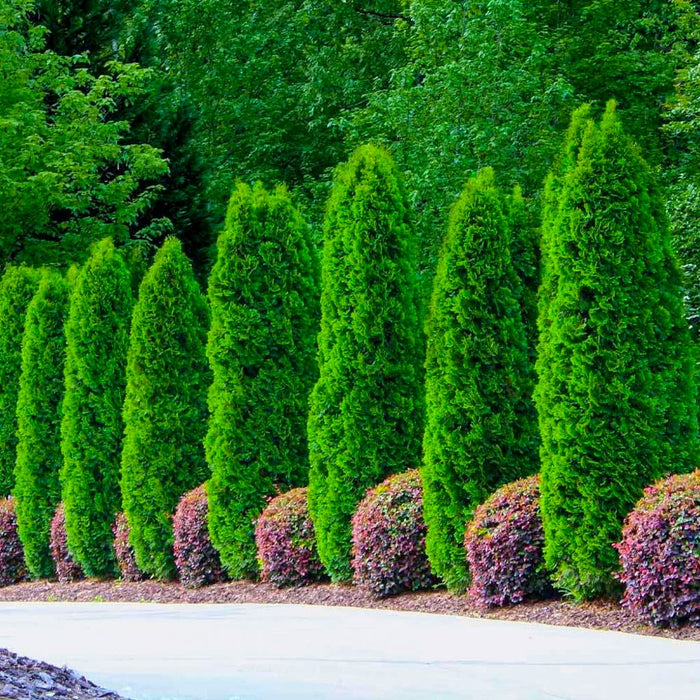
421,168 -> 539,591
536,102 -> 699,600
206,183 -> 319,579
307,144 -> 423,583
60,238 -> 133,578
120,237 -> 210,579
13,270 -> 70,579
0,266 -> 39,496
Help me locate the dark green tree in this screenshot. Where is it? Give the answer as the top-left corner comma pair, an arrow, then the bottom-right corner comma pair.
60,238 -> 133,578
421,168 -> 539,591
0,265 -> 39,496
536,102 -> 699,600
13,270 -> 70,579
206,183 -> 319,579
120,237 -> 210,579
307,144 -> 423,582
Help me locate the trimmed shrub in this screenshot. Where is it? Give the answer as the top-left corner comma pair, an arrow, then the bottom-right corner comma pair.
422,168 -> 539,591
14,270 -> 69,579
0,497 -> 27,587
206,183 -> 319,579
113,513 -> 145,582
121,238 -> 210,579
0,266 -> 39,496
173,485 -> 225,589
255,487 -> 325,587
61,238 -> 133,578
536,102 -> 699,600
351,470 -> 435,598
615,471 -> 700,628
465,475 -> 551,608
49,503 -> 84,583
308,144 -> 423,583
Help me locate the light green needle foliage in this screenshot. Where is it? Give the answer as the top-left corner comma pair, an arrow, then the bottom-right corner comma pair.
0,265 -> 39,495
206,183 -> 319,579
536,102 -> 699,600
60,238 -> 134,578
121,237 -> 210,579
307,144 -> 424,583
13,270 -> 70,579
421,168 -> 539,591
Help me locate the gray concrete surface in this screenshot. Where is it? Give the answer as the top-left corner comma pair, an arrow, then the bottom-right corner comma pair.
0,602 -> 698,699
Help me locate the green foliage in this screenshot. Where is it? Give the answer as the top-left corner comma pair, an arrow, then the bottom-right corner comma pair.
0,266 -> 39,496
60,238 -> 133,578
143,0 -> 408,221
120,237 -> 210,579
13,270 -> 70,579
0,0 -> 169,268
307,144 -> 423,582
421,168 -> 539,591
536,102 -> 699,600
205,182 -> 319,579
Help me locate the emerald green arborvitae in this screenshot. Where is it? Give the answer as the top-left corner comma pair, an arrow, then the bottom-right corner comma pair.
536,102 -> 699,600
307,144 -> 423,583
421,168 -> 539,591
13,270 -> 69,579
121,238 -> 210,579
60,238 -> 133,578
206,183 -> 319,579
0,266 -> 39,496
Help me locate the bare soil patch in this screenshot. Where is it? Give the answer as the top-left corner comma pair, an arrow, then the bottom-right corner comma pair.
0,579 -> 698,642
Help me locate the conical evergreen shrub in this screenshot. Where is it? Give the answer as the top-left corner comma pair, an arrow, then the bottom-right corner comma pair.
536,102 -> 699,600
421,168 -> 539,591
120,238 -> 210,579
206,183 -> 319,579
13,270 -> 70,579
60,238 -> 133,578
0,266 -> 39,496
307,144 -> 423,582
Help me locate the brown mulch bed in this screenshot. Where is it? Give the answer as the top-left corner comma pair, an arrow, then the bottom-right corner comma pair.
0,579 -> 698,642
0,648 -> 129,699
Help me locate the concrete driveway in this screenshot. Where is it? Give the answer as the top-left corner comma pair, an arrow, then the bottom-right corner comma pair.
0,602 -> 698,699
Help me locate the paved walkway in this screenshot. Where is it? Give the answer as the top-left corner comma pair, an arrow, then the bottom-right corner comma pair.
0,602 -> 698,699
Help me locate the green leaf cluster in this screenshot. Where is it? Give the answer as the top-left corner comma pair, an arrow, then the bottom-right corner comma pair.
60,238 -> 134,578
0,0 -> 169,268
0,265 -> 39,496
120,237 -> 210,579
205,183 -> 319,579
307,144 -> 424,582
536,102 -> 699,600
421,168 -> 539,591
13,270 -> 70,579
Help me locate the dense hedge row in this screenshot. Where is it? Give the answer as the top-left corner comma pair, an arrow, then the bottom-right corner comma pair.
0,130 -> 697,628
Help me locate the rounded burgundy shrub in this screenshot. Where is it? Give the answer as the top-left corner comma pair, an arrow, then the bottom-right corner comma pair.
173,485 -> 225,589
351,469 -> 436,598
255,487 -> 325,587
465,475 -> 551,608
49,503 -> 84,583
113,512 -> 146,582
0,496 -> 27,586
615,471 -> 700,628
